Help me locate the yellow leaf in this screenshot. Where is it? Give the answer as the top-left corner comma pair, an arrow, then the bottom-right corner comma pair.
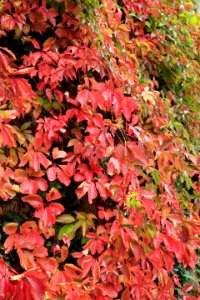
118,24 -> 129,32
103,28 -> 113,36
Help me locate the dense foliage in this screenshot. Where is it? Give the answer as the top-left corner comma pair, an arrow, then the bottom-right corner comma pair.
0,0 -> 199,299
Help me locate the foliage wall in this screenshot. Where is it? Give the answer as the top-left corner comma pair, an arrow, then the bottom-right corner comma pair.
0,0 -> 199,299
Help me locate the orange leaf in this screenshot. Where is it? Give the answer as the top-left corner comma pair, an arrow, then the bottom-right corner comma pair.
3,222 -> 18,235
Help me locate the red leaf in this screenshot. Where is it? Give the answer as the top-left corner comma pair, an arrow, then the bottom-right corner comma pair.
98,284 -> 118,298
35,178 -> 48,191
31,152 -> 51,171
20,179 -> 38,195
179,226 -> 189,243
126,141 -> 148,165
30,39 -> 40,49
173,275 -> 181,287
4,234 -> 15,252
110,220 -> 120,240
17,249 -> 35,270
182,283 -> 193,294
49,203 -> 64,215
43,37 -> 56,51
22,195 -> 43,209
77,89 -> 91,106
107,157 -> 121,175
147,249 -> 163,270
141,197 -> 157,218
79,255 -> 94,278
130,241 -> 143,261
0,268 -> 16,299
122,102 -> 132,121
74,172 -> 85,182
36,257 -> 58,275
122,97 -> 138,121
57,168 -> 70,186
47,166 -> 57,181
93,114 -> 104,128
29,52 -> 41,65
47,8 -> 58,27
98,207 -> 112,220
76,181 -> 89,199
13,67 -> 36,76
12,269 -> 47,300
163,235 -> 180,254
0,50 -> 10,72
91,260 -> 100,282
20,221 -> 38,234
10,78 -> 36,114
16,232 -> 44,250
78,164 -> 93,183
46,187 -> 62,202
52,147 -> 67,159
35,203 -> 64,226
163,251 -> 174,272
1,124 -> 16,147
88,182 -> 98,204
32,246 -> 48,258
96,181 -> 112,199
34,128 -> 44,150
0,47 -> 16,60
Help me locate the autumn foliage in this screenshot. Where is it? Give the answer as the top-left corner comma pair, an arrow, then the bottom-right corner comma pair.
0,0 -> 200,299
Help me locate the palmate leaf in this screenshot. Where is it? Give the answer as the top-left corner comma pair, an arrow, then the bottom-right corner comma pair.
57,212 -> 96,241
20,178 -> 48,195
35,203 -> 64,226
11,269 -> 47,300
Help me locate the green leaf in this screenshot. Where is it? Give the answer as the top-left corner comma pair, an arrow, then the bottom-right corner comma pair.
151,170 -> 160,185
21,122 -> 31,131
184,175 -> 193,190
190,15 -> 198,25
58,223 -> 76,240
56,214 -> 76,224
52,101 -> 62,110
73,217 -> 95,236
126,192 -> 141,208
145,21 -> 151,28
41,98 -> 52,111
182,127 -> 189,140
